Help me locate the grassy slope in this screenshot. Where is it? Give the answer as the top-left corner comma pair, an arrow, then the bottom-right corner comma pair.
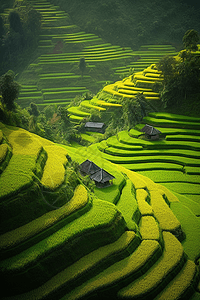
0,123 -> 199,299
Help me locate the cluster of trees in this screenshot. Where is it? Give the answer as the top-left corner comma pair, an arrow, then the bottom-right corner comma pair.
0,70 -> 86,145
0,1 -> 42,75
156,29 -> 200,108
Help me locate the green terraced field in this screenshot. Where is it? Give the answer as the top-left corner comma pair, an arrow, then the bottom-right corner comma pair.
0,122 -> 200,299
1,1 -> 200,299
17,0 -> 179,111
90,112 -> 200,207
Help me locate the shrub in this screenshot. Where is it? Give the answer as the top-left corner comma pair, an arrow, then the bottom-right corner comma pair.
0,70 -> 21,110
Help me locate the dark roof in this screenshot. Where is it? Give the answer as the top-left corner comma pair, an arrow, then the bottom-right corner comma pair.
79,159 -> 101,175
141,124 -> 161,135
90,168 -> 115,183
85,122 -> 105,129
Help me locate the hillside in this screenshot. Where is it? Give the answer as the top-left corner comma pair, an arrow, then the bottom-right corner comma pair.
0,122 -> 200,299
3,0 -> 178,109
0,1 -> 200,299
49,0 -> 200,49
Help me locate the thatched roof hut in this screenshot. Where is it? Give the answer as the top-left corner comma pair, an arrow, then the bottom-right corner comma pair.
141,124 -> 161,140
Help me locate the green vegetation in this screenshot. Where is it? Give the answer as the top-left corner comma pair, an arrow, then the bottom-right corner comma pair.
0,1 -> 42,75
0,1 -> 200,299
0,123 -> 199,299
0,70 -> 21,110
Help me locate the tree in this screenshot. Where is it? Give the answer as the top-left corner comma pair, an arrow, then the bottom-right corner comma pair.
0,16 -> 5,38
0,70 -> 21,110
28,102 -> 39,117
8,11 -> 23,34
26,9 -> 41,35
183,29 -> 199,52
122,95 -> 144,129
156,56 -> 177,83
158,53 -> 200,107
79,57 -> 86,77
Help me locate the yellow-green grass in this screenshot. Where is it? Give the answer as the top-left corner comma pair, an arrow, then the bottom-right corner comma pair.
136,189 -> 154,216
143,116 -> 200,130
134,172 -> 159,192
64,38 -> 103,44
139,216 -> 161,241
0,198 -> 126,294
156,184 -> 180,204
61,240 -> 162,300
0,143 -> 8,164
98,152 -> 200,167
118,232 -> 185,299
104,146 -> 200,162
43,99 -> 72,104
144,72 -> 163,78
6,232 -> 140,300
116,179 -> 140,230
134,74 -> 163,82
91,98 -> 122,107
150,190 -> 182,234
159,182 -> 200,195
1,125 -> 43,156
149,112 -> 200,122
135,79 -> 160,88
81,48 -> 135,56
133,51 -> 177,56
104,141 -> 200,160
80,100 -> 106,111
186,166 -> 200,174
41,144 -> 68,190
121,162 -> 184,172
166,134 -> 200,142
0,144 -> 12,174
43,90 -> 89,100
0,155 -> 36,199
117,166 -> 147,190
170,201 -> 200,261
69,115 -> 84,122
135,122 -> 200,136
38,60 -> 80,65
154,260 -> 198,300
117,132 -> 200,152
171,191 -> 200,217
41,87 -> 86,92
19,91 -> 42,97
106,135 -> 143,150
0,185 -> 90,258
80,133 -> 97,144
138,170 -> 200,185
40,72 -> 75,77
0,130 -> 3,143
93,176 -> 125,205
67,107 -> 91,117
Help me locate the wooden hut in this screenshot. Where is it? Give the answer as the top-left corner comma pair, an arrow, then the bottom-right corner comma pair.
79,159 -> 100,176
85,122 -> 106,133
141,124 -> 161,140
90,168 -> 115,188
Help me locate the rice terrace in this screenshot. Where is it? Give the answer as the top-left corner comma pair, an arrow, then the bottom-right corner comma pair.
0,0 -> 200,299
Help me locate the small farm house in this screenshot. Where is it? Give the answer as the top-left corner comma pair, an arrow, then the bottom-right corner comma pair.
85,122 -> 106,133
141,124 -> 161,140
79,160 -> 115,188
79,159 -> 100,176
90,168 -> 115,188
